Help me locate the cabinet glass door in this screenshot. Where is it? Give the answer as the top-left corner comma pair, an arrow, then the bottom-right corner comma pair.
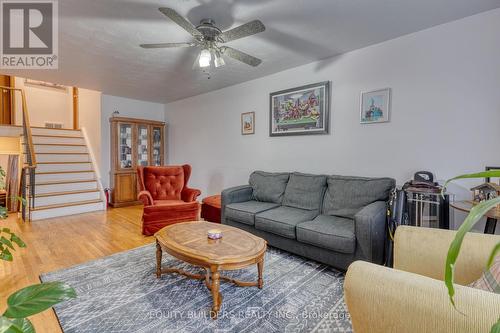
118,123 -> 133,169
137,125 -> 149,166
152,126 -> 162,166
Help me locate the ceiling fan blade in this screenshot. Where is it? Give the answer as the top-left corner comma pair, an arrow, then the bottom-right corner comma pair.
140,42 -> 195,49
221,46 -> 262,67
139,43 -> 196,49
158,7 -> 201,37
219,20 -> 265,43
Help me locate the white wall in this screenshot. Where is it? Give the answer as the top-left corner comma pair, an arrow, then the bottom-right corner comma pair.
100,94 -> 165,188
165,9 -> 500,230
79,88 -> 102,174
14,77 -> 73,128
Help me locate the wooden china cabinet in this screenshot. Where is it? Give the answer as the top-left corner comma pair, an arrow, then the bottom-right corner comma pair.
109,117 -> 165,207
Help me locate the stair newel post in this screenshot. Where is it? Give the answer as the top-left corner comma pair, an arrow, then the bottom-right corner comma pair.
21,168 -> 26,221
30,167 -> 35,219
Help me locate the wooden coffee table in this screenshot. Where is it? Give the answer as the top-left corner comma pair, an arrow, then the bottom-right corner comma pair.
154,221 -> 267,318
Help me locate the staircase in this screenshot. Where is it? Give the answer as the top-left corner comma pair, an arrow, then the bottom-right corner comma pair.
27,127 -> 106,220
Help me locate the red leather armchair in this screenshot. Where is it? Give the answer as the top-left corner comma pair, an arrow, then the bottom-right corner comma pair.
137,165 -> 201,236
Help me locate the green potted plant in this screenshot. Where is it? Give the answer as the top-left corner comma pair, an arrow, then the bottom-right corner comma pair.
443,170 -> 500,332
0,166 -> 76,333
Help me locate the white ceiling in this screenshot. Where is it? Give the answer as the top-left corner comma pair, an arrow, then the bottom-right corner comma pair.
3,0 -> 500,103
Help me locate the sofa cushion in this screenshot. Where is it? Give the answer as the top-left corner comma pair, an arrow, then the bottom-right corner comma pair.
282,172 -> 327,211
255,206 -> 318,239
297,215 -> 356,254
323,175 -> 395,218
249,171 -> 290,204
225,200 -> 280,226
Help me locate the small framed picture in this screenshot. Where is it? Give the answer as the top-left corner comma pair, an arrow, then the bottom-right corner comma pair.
485,166 -> 500,184
241,112 -> 255,135
360,88 -> 391,124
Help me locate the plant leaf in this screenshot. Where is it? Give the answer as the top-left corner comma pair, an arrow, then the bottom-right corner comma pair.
0,316 -> 22,333
3,282 -> 77,318
5,319 -> 33,333
0,236 -> 14,250
9,235 -> 25,249
487,243 -> 500,269
491,318 -> 500,333
445,196 -> 500,306
442,170 -> 500,196
0,247 -> 13,261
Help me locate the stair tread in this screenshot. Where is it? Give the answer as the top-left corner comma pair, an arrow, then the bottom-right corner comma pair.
32,134 -> 83,138
31,126 -> 81,131
36,170 -> 94,175
37,161 -> 91,164
32,199 -> 103,211
34,152 -> 89,155
35,179 -> 97,186
33,189 -> 99,198
34,143 -> 86,146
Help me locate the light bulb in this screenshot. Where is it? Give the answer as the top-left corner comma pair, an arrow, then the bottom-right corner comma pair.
214,55 -> 225,68
199,49 -> 211,68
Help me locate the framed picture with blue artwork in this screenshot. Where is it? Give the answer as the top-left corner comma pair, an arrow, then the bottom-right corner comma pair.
360,88 -> 391,124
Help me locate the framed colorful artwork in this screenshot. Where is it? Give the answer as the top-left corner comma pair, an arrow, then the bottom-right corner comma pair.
241,112 -> 255,135
360,88 -> 391,124
269,81 -> 330,136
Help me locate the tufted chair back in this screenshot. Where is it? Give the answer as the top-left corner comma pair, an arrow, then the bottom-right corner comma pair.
137,165 -> 191,201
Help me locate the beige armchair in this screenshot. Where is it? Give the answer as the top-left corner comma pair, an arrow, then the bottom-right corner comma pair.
344,226 -> 500,333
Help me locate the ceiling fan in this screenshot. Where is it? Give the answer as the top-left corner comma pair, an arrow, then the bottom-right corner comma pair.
140,8 -> 265,69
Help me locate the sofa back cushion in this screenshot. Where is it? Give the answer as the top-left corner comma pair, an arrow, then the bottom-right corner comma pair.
283,172 -> 327,211
323,175 -> 395,218
143,166 -> 184,200
249,171 -> 290,204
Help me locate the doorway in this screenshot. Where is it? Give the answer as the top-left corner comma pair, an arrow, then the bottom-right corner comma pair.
0,137 -> 21,213
0,75 -> 14,125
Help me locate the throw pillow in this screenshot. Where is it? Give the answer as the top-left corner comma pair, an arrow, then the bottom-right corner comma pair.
249,171 -> 289,204
469,256 -> 500,293
323,175 -> 395,218
282,172 -> 327,211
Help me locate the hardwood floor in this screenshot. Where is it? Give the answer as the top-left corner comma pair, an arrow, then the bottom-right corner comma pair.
0,206 -> 153,333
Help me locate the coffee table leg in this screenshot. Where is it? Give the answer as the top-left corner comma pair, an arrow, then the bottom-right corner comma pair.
210,267 -> 221,319
156,241 -> 162,278
257,259 -> 264,289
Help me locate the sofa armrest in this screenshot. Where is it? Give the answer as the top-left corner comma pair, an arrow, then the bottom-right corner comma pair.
344,260 -> 500,333
181,187 -> 201,202
221,185 -> 253,207
221,185 -> 253,224
138,190 -> 154,206
394,226 -> 499,285
354,201 -> 387,263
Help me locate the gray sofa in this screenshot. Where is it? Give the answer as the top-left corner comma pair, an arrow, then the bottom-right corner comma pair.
221,171 -> 395,270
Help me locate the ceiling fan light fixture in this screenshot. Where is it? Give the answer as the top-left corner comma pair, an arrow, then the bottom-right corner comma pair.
141,8 -> 265,69
199,49 -> 211,68
214,51 -> 225,68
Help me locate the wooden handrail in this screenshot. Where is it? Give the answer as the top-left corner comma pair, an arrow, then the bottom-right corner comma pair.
0,85 -> 36,167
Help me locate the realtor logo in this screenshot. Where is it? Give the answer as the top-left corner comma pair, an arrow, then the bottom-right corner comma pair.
1,0 -> 58,69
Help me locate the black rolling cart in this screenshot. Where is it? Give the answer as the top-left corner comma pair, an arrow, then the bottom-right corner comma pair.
385,171 -> 450,267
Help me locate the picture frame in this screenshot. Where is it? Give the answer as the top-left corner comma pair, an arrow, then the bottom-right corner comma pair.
360,88 -> 391,124
485,166 -> 500,183
269,81 -> 330,136
241,112 -> 255,135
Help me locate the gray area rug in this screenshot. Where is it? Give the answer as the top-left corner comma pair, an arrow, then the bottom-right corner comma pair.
41,244 -> 352,333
